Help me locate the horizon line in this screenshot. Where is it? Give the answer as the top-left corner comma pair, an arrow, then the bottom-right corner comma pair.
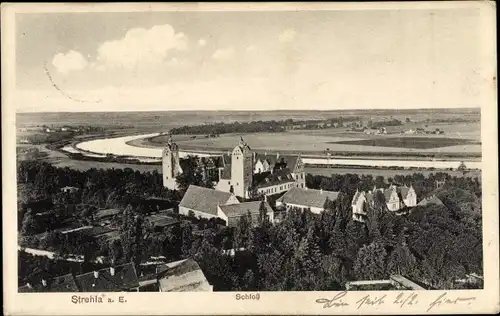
16,106 -> 481,115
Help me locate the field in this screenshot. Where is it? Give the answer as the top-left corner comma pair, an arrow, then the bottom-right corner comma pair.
305,167 -> 481,179
145,121 -> 481,157
331,137 -> 480,149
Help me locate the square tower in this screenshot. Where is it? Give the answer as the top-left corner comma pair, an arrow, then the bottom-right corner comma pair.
230,137 -> 253,199
162,136 -> 182,190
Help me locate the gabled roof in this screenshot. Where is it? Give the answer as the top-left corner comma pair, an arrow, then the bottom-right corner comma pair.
255,154 -> 301,171
74,263 -> 139,292
179,185 -> 237,215
396,186 -> 413,199
19,273 -> 79,293
95,208 -> 122,220
157,258 -> 212,292
219,201 -> 271,219
253,168 -> 296,189
352,190 -> 364,205
277,187 -> 340,209
417,195 -> 444,207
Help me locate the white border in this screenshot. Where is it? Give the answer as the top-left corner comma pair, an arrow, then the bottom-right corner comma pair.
2,2 -> 498,315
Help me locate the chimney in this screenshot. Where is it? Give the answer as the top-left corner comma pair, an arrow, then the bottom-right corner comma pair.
264,195 -> 267,202
93,271 -> 99,279
41,279 -> 47,287
110,266 -> 115,276
276,152 -> 280,159
320,188 -> 323,194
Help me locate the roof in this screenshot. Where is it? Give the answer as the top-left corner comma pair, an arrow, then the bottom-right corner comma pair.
396,186 -> 413,199
74,263 -> 139,292
254,168 -> 296,189
256,154 -> 300,171
95,208 -> 122,220
219,201 -> 271,219
19,273 -> 79,293
179,185 -> 237,215
276,187 -> 340,209
157,258 -> 211,292
352,190 -> 363,205
417,195 -> 444,207
390,275 -> 426,290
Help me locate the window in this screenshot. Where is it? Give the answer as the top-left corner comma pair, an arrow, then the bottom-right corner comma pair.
228,181 -> 231,185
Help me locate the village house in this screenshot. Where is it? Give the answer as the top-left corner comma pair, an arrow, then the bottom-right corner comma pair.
217,200 -> 273,227
351,185 -> 417,222
156,258 -> 213,292
60,186 -> 79,194
275,187 -> 340,214
178,185 -> 274,226
178,185 -> 240,220
18,263 -> 140,292
74,263 -> 140,292
18,273 -> 80,293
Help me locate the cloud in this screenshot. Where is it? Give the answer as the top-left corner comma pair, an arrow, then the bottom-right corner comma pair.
166,57 -> 189,68
52,50 -> 88,74
246,45 -> 256,52
198,39 -> 207,47
279,28 -> 296,43
212,47 -> 234,61
95,24 -> 188,70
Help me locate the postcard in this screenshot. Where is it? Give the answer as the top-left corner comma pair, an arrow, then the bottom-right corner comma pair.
2,2 -> 498,315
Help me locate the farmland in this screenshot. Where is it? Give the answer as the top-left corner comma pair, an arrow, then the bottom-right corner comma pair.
331,137 -> 480,150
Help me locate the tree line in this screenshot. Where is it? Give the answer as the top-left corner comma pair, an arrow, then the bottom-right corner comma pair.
17,160 -> 482,291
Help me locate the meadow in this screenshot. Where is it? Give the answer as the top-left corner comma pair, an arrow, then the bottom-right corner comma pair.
332,137 -> 480,150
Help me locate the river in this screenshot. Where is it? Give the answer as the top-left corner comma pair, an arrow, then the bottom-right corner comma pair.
70,133 -> 482,170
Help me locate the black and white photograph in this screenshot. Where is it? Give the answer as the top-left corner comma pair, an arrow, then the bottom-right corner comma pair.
2,2 -> 498,315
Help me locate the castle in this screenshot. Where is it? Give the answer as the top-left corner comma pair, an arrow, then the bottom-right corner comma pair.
351,184 -> 417,222
162,137 -> 305,199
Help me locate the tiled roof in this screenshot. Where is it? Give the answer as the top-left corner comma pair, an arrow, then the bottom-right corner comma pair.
18,273 -> 79,293
74,263 -> 139,292
219,201 -> 271,219
417,195 -> 444,207
254,168 -> 296,189
256,154 -> 300,171
179,185 -> 237,215
277,187 -> 340,209
157,258 -> 211,292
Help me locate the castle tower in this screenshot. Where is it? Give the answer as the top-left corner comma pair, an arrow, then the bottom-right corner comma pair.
230,137 -> 253,199
162,136 -> 182,190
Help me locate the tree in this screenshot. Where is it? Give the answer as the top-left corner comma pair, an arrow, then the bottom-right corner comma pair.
21,208 -> 35,236
405,117 -> 411,123
175,156 -> 204,192
386,237 -> 417,276
234,212 -> 252,249
354,242 -> 388,280
257,201 -> 271,228
180,223 -> 193,257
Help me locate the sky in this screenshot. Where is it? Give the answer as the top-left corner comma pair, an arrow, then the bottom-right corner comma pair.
14,7 -> 487,112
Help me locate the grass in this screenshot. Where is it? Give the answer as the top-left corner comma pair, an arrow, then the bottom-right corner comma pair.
330,137 -> 480,150
304,167 -> 481,179
146,130 -> 481,156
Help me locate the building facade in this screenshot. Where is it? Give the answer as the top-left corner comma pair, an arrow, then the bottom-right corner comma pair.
352,185 -> 417,222
162,136 -> 182,190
